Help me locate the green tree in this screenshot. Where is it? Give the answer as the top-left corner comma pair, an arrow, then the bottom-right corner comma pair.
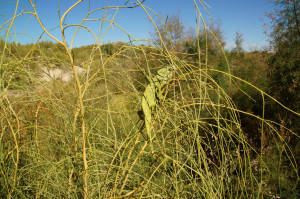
182,22 -> 225,57
262,2 -> 300,197
267,0 -> 300,130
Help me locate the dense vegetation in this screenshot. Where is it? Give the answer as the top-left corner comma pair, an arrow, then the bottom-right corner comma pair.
0,0 -> 299,198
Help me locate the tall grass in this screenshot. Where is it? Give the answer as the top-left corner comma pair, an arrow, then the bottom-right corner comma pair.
0,0 -> 299,198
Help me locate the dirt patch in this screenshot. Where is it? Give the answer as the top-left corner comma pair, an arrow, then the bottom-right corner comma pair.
40,66 -> 86,82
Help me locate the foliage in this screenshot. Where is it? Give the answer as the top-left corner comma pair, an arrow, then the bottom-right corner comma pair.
181,22 -> 226,63
267,0 -> 300,131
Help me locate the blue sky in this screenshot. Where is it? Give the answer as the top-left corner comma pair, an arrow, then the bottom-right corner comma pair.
0,0 -> 274,50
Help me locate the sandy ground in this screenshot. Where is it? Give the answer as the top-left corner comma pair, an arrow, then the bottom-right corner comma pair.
40,65 -> 86,82
2,65 -> 86,98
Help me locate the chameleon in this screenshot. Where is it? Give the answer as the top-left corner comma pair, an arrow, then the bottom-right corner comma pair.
141,66 -> 173,152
